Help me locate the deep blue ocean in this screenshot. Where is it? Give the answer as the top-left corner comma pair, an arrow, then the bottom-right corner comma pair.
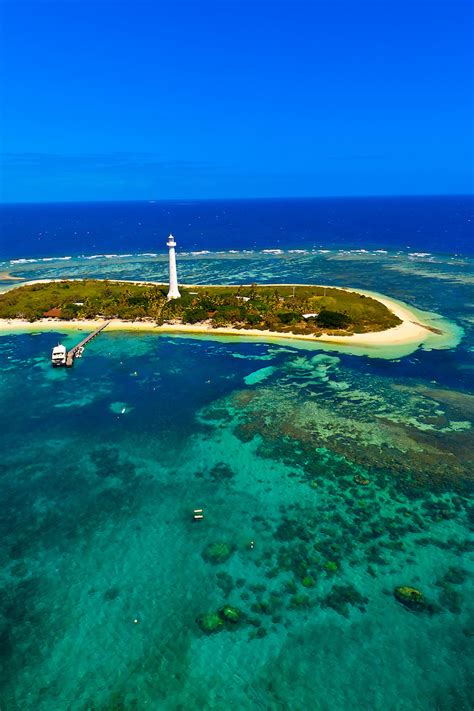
0,197 -> 473,710
0,195 -> 473,259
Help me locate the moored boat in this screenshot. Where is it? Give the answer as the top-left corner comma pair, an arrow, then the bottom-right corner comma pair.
51,344 -> 67,366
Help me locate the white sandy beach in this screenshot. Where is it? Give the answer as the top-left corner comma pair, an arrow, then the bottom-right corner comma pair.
0,271 -> 24,281
0,279 -> 446,352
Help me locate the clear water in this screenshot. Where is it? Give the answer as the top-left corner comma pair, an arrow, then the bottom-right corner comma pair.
0,247 -> 473,710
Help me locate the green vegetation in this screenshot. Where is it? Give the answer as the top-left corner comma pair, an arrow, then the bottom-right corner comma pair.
202,541 -> 234,564
196,605 -> 244,634
394,586 -> 427,611
0,280 -> 401,334
218,605 -> 242,623
196,612 -> 224,634
316,310 -> 351,329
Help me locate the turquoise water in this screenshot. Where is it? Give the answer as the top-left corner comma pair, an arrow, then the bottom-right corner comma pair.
0,250 -> 473,710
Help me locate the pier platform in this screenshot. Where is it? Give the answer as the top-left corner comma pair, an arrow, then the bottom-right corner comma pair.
65,321 -> 110,366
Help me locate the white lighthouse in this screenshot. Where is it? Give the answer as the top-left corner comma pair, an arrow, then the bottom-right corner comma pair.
166,233 -> 181,300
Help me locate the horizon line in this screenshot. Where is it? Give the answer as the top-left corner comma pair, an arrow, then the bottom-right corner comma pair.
1,193 -> 473,207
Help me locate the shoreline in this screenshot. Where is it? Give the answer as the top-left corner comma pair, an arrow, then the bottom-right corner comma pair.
0,280 -> 459,357
0,271 -> 24,281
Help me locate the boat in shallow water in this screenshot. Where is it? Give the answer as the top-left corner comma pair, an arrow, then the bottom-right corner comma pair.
51,344 -> 66,366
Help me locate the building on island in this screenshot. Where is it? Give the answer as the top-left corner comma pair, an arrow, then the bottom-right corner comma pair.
167,233 -> 181,300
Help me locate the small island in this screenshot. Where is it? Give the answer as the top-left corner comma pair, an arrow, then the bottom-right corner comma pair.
0,279 -> 401,336
0,236 -> 449,357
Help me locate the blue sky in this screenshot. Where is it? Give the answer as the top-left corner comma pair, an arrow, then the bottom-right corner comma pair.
1,0 -> 472,201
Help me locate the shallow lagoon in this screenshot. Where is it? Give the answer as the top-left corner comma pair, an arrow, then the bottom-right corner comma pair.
0,250 -> 473,710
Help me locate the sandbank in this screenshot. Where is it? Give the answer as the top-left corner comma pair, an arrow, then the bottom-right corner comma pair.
0,271 -> 24,281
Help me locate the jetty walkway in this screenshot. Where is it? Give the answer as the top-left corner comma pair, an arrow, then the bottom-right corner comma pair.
66,321 -> 110,367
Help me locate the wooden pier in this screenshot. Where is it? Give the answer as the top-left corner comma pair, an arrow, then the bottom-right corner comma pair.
66,321 -> 111,367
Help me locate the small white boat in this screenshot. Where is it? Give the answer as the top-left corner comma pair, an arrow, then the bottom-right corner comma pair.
51,344 -> 67,366
75,346 -> 85,358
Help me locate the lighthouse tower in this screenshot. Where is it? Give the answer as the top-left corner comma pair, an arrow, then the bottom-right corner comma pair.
167,233 -> 181,300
